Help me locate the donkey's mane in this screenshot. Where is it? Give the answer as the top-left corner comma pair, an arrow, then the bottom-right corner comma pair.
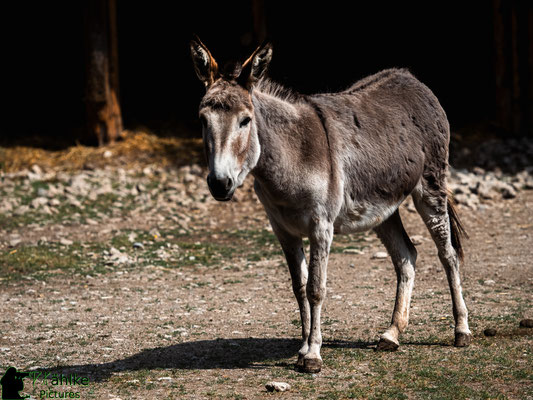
255,78 -> 303,104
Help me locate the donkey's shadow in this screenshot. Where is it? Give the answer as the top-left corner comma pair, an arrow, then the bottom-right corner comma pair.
38,338 -> 375,382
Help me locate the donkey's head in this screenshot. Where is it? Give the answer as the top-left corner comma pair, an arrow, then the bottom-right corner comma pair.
190,36 -> 272,201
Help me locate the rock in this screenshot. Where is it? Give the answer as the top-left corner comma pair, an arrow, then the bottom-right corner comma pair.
66,195 -> 82,208
265,381 -> 291,392
31,197 -> 49,209
453,193 -> 469,206
14,205 -> 30,215
68,175 -> 91,196
0,201 -> 14,213
183,173 -> 197,184
132,242 -> 144,249
59,238 -> 74,246
31,164 -> 43,175
343,248 -> 363,254
483,279 -> 495,286
519,319 -> 533,328
190,164 -> 203,176
483,328 -> 497,337
454,193 -> 479,209
41,205 -> 53,215
500,184 -> 517,199
106,247 -> 132,265
475,181 -> 497,200
371,251 -> 388,260
9,238 -> 21,247
410,235 -> 425,245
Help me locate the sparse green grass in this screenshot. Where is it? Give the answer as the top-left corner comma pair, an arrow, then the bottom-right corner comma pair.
0,228 -> 287,282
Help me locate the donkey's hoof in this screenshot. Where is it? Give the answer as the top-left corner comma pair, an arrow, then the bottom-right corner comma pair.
295,354 -> 305,370
375,337 -> 399,352
454,332 -> 472,347
301,358 -> 322,373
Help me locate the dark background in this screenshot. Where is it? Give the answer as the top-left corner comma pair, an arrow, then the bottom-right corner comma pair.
1,1 -> 530,147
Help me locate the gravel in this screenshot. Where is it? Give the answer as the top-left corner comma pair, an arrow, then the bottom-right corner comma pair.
1,137 -> 532,249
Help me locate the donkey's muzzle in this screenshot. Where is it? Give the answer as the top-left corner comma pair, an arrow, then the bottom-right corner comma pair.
207,174 -> 234,201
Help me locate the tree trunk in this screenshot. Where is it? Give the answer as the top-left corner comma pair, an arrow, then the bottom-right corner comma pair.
84,0 -> 122,146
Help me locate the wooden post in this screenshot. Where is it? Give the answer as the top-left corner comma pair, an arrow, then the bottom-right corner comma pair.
84,0 -> 122,146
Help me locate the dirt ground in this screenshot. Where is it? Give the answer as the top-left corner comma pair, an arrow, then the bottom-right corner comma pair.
0,163 -> 532,399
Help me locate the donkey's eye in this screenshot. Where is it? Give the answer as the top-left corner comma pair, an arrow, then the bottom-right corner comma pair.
239,117 -> 252,128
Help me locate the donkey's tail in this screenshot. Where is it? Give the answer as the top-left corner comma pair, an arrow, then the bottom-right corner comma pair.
447,192 -> 468,262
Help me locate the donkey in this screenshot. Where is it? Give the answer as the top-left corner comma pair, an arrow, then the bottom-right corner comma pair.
190,37 -> 472,373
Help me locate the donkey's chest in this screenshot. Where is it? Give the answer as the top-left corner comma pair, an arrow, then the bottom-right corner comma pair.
253,180 -> 315,236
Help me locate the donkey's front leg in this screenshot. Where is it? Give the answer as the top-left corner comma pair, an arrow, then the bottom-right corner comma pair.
270,222 -> 311,369
303,219 -> 333,373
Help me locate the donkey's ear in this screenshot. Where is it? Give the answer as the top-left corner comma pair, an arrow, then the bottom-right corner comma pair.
190,35 -> 219,87
239,42 -> 273,89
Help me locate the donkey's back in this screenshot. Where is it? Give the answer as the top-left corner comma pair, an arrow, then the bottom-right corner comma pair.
308,68 -> 451,233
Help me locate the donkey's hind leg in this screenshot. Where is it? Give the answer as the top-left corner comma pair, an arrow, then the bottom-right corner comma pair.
374,210 -> 417,351
412,189 -> 472,347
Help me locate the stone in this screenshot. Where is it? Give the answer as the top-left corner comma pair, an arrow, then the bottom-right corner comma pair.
410,235 -> 425,245
265,382 -> 291,392
31,164 -> 43,175
59,238 -> 73,246
475,181 -> 497,200
31,197 -> 49,209
14,205 -> 30,215
37,187 -> 48,197
501,185 -> 517,199
371,251 -> 388,260
183,173 -> 196,183
106,247 -> 131,265
343,248 -> 363,254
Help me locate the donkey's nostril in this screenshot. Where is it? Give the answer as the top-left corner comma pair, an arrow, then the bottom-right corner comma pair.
226,177 -> 234,190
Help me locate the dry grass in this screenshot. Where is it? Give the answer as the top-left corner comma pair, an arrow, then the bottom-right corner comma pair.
0,130 -> 204,172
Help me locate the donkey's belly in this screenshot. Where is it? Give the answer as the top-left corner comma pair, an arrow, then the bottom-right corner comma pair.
334,199 -> 404,234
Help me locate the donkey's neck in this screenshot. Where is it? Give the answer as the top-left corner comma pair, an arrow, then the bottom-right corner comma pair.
250,84 -> 331,195
250,88 -> 302,180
